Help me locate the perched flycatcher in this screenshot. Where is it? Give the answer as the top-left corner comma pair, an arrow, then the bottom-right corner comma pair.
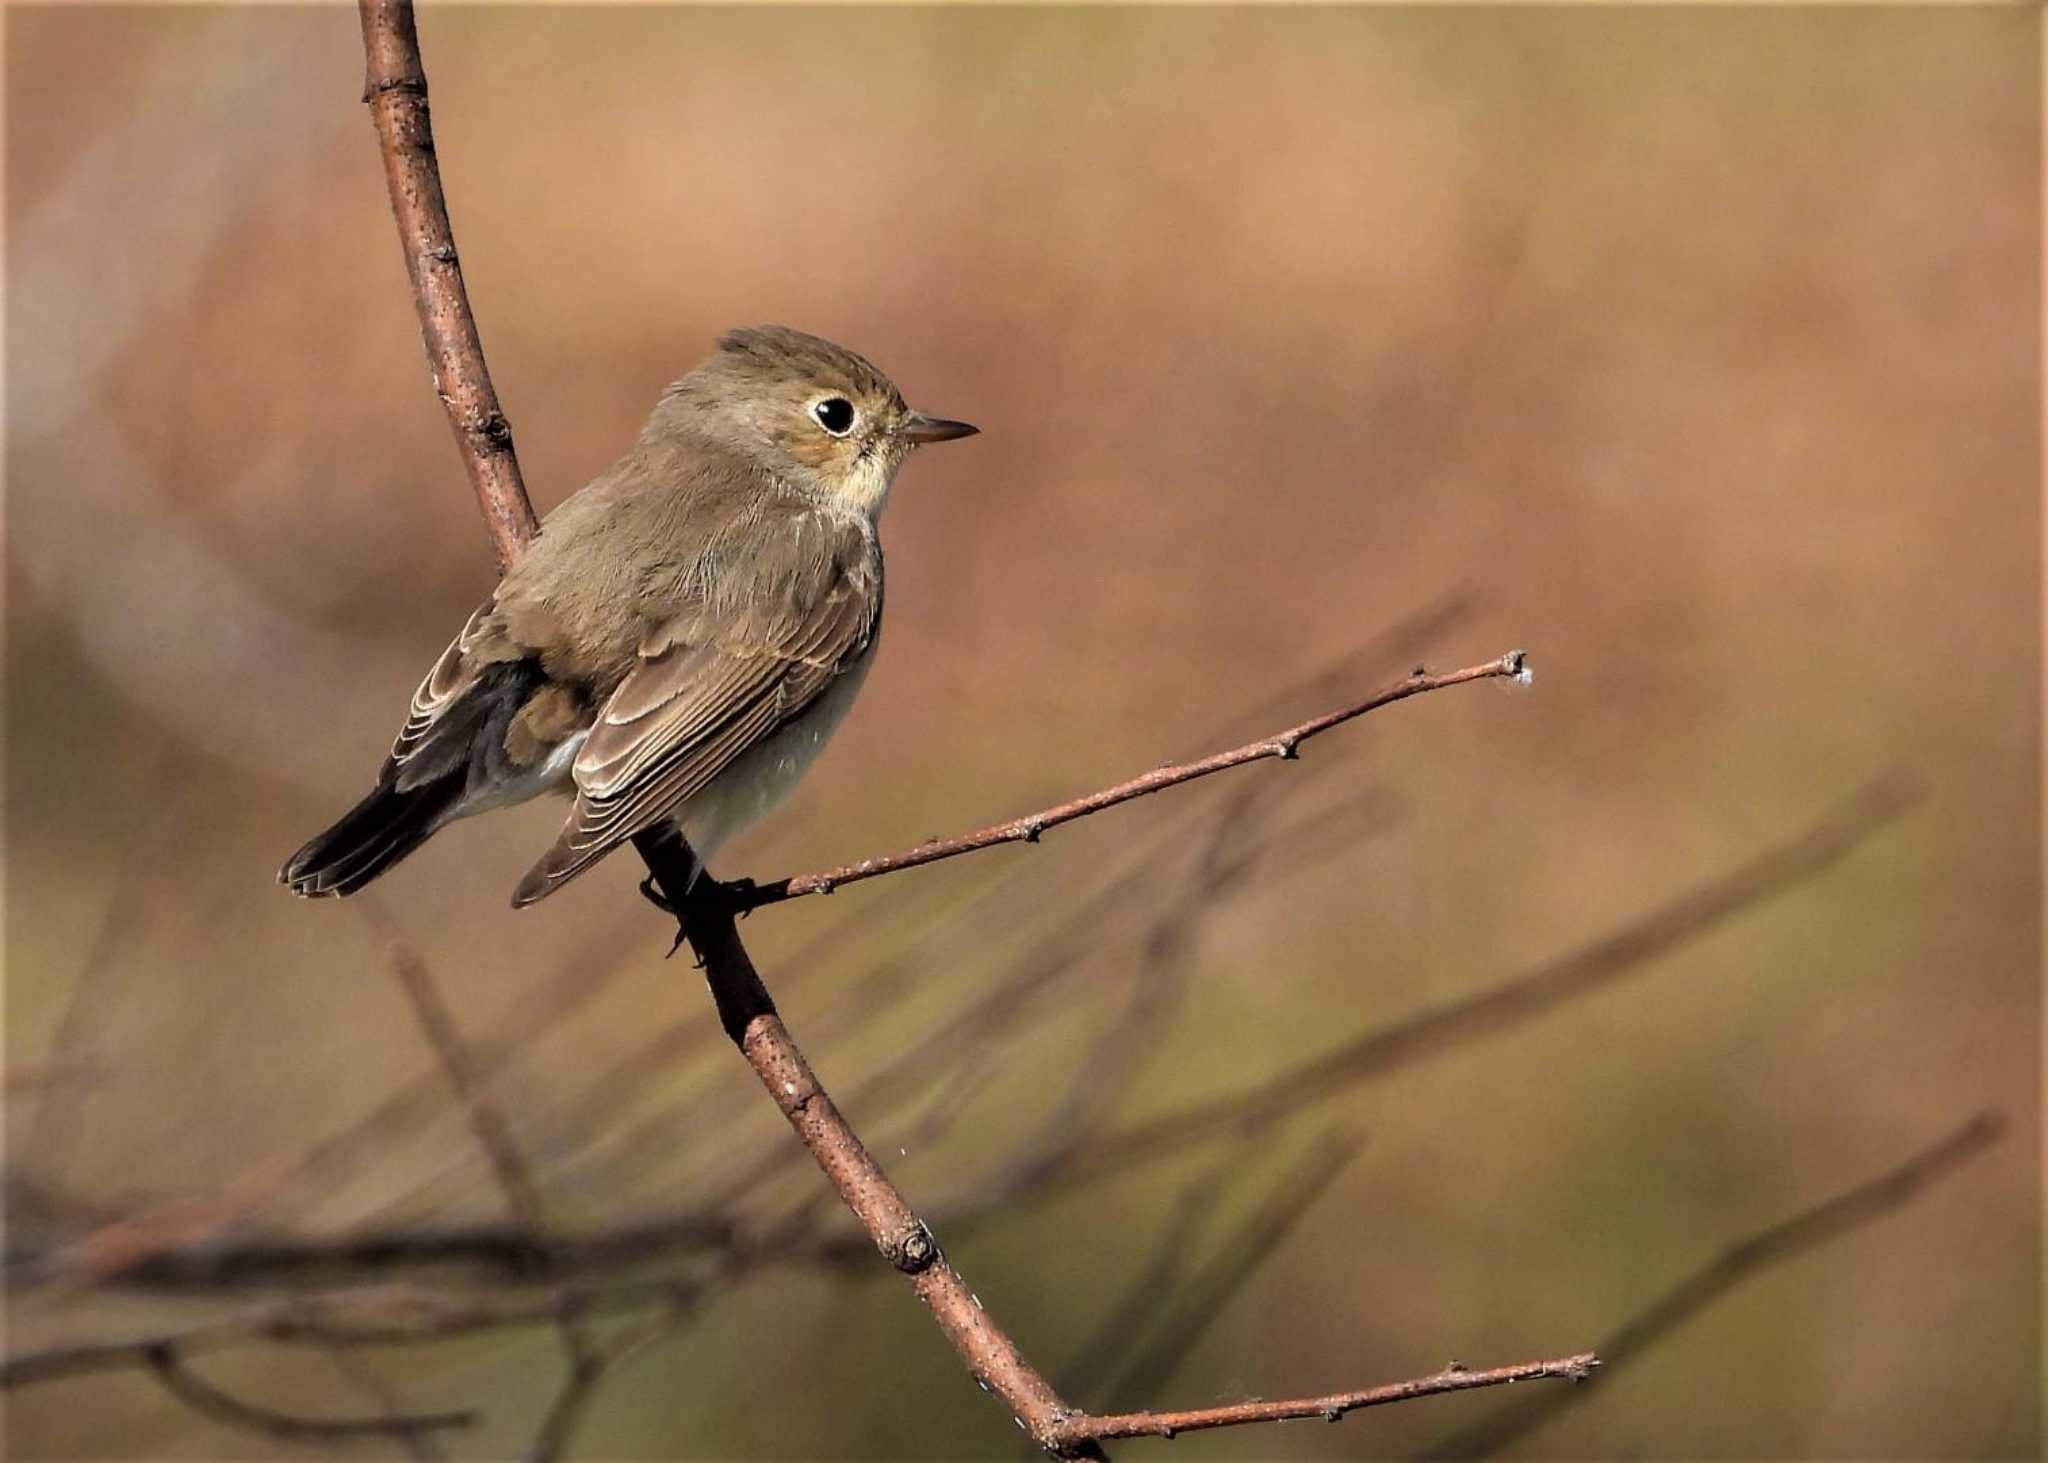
280,325 -> 976,907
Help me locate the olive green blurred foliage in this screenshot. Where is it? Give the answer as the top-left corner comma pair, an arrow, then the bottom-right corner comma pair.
6,6 -> 2038,1459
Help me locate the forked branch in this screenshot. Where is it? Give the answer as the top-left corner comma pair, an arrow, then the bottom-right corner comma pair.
353,0 -> 1586,1454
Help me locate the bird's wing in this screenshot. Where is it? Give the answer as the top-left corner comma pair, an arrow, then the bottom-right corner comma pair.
381,604 -> 515,789
512,524 -> 881,905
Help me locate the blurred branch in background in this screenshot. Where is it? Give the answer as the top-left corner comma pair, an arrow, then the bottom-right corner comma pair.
1434,1111 -> 2008,1457
4,3 -> 2021,1460
5,1107 -> 1999,1449
15,750 -> 176,1198
386,942 -> 602,1448
1061,1127 -> 1372,1410
3,770 -> 1965,1444
928,774 -> 1923,1217
141,1343 -> 475,1446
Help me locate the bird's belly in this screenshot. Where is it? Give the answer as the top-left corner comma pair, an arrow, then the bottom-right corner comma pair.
677,650 -> 874,862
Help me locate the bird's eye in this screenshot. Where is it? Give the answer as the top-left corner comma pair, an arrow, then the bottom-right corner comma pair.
812,397 -> 856,436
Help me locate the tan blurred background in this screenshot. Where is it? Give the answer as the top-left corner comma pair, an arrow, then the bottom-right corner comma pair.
5,6 -> 2039,1459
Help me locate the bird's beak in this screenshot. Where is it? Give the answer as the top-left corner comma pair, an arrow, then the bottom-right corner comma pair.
901,411 -> 979,444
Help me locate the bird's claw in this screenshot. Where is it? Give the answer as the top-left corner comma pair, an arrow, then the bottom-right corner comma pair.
646,870 -> 756,957
641,876 -> 692,958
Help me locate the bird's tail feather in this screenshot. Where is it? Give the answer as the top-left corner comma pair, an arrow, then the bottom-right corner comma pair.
279,774 -> 465,898
280,658 -> 546,899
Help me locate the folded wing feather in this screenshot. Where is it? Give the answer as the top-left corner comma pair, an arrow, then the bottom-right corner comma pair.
511,520 -> 880,905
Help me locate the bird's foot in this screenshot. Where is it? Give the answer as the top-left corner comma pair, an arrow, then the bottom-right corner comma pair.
639,875 -> 693,959
715,876 -> 759,917
642,873 -> 760,955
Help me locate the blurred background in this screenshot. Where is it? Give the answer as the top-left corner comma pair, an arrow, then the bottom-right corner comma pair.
5,6 -> 2038,1459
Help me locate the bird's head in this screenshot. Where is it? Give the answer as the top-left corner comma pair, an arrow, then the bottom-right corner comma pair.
659,325 -> 977,515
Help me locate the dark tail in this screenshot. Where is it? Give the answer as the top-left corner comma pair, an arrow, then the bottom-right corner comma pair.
281,659 -> 547,899
279,774 -> 466,898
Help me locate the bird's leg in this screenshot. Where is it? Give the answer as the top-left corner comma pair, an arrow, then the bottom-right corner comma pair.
635,874 -> 696,960
632,829 -> 710,959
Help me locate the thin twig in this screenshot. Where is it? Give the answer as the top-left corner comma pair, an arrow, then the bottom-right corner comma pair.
735,652 -> 1530,911
1053,1353 -> 1600,1445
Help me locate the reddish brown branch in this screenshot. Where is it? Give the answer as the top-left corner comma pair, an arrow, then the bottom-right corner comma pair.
358,0 -> 537,570
635,846 -> 1090,1452
737,651 -> 1529,910
1057,1353 -> 1599,1445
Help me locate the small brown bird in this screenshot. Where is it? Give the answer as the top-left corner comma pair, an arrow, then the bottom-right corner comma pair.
281,326 -> 976,906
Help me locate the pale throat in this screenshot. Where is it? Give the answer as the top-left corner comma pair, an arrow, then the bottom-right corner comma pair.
836,445 -> 902,518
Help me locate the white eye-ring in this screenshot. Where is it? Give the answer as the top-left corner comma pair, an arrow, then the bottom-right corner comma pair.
811,396 -> 856,436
